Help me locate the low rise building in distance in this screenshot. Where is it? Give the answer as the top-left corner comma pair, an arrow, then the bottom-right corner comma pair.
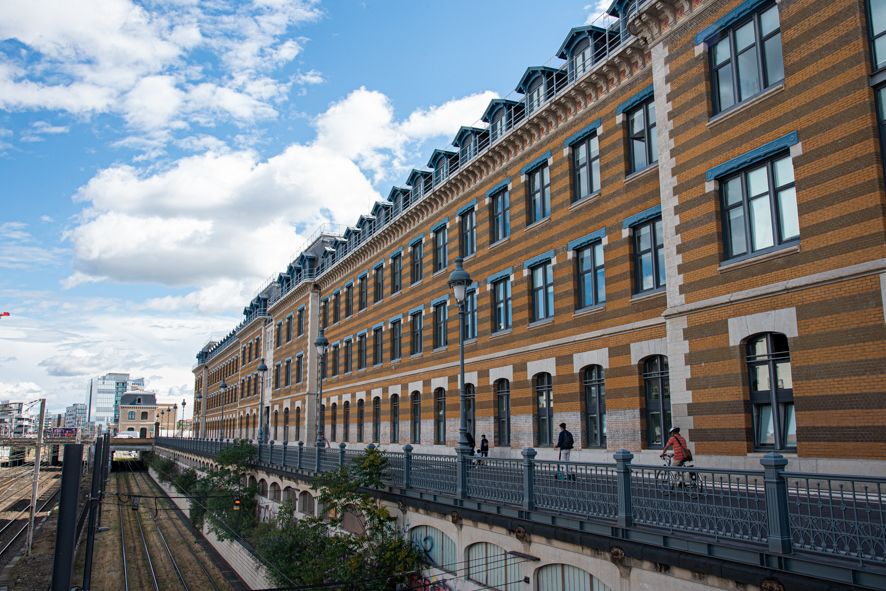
117,391 -> 157,438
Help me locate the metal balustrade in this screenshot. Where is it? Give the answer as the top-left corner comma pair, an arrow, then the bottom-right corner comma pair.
154,438 -> 886,569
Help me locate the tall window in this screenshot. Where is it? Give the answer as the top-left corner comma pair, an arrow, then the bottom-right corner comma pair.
433,303 -> 448,349
434,388 -> 446,444
331,403 -> 338,442
411,242 -> 423,284
490,109 -> 506,141
464,383 -> 476,439
464,288 -> 477,340
627,96 -> 657,173
344,339 -> 352,373
572,133 -> 601,201
357,399 -> 365,442
390,319 -> 402,361
410,526 -> 457,573
342,401 -> 350,442
494,379 -> 511,447
372,327 -> 383,365
331,345 -> 339,377
582,365 -> 606,448
372,397 -> 381,443
460,208 -> 476,258
711,3 -> 783,114
297,308 -> 304,336
296,355 -> 303,383
357,334 -> 367,370
275,321 -> 282,347
390,394 -> 400,443
747,333 -> 795,450
535,373 -> 554,446
322,299 -> 329,329
358,276 -> 368,310
871,0 -> 886,69
530,261 -> 555,322
391,254 -> 403,293
526,78 -> 544,113
492,277 -> 512,333
345,285 -> 353,317
286,315 -> 293,341
274,363 -> 281,389
721,154 -> 798,259
527,163 -> 551,224
633,217 -> 665,293
284,358 -> 291,387
295,407 -> 301,441
410,312 -> 423,355
643,355 -> 671,447
576,241 -> 605,309
434,228 -> 448,272
410,391 -> 421,444
571,38 -> 592,79
283,407 -> 289,443
490,188 -> 510,244
374,266 -> 384,303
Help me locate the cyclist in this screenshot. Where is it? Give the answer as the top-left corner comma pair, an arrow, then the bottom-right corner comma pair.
661,426 -> 692,466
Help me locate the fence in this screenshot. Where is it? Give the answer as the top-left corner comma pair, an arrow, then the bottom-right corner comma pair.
154,438 -> 886,566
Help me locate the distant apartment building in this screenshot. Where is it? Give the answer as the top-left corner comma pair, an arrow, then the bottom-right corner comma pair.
117,391 -> 157,438
86,372 -> 145,431
64,403 -> 87,429
0,401 -> 30,437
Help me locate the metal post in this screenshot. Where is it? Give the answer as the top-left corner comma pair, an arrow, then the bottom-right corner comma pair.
315,441 -> 322,472
26,398 -> 46,554
521,448 -> 537,511
403,444 -> 413,489
339,442 -> 346,467
614,449 -> 634,528
455,293 -> 470,500
81,438 -> 104,590
51,444 -> 83,591
761,452 -> 792,554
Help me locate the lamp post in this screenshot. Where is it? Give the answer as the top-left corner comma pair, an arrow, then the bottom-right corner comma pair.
257,359 -> 268,459
448,257 -> 472,499
219,378 -> 227,441
172,404 -> 178,438
181,399 -> 187,438
160,410 -> 165,437
195,392 -> 203,438
314,328 -> 329,449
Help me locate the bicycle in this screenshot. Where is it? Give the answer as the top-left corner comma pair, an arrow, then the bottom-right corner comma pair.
655,453 -> 704,497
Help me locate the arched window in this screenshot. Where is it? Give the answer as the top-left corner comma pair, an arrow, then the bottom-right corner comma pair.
390,394 -> 400,444
283,408 -> 289,443
410,391 -> 421,444
273,409 -> 279,441
258,479 -> 268,497
536,563 -> 611,591
295,407 -> 302,442
582,365 -> 606,448
409,525 -> 457,573
434,388 -> 446,444
238,414 -> 242,437
252,412 -> 257,440
330,403 -> 338,442
643,355 -> 671,447
372,397 -> 381,443
343,401 -> 350,442
464,383 -> 476,439
357,399 -> 365,442
269,482 -> 281,502
495,379 -> 511,447
298,491 -> 315,515
747,333 -> 795,451
534,373 -> 554,446
467,542 -> 522,589
571,38 -> 592,80
282,486 -> 296,504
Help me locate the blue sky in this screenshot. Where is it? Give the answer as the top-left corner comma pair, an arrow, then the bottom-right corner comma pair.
0,0 -> 610,413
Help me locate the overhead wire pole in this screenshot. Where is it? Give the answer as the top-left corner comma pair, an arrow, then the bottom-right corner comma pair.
26,397 -> 46,555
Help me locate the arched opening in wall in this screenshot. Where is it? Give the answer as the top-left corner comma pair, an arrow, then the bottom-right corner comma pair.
642,355 -> 670,448
464,383 -> 476,439
247,475 -> 257,489
535,563 -> 611,591
295,407 -> 302,442
466,542 -> 522,589
273,409 -> 279,441
331,403 -> 338,442
283,408 -> 290,443
282,486 -> 296,504
534,373 -> 553,447
372,396 -> 381,443
342,401 -> 350,442
434,388 -> 446,444
269,482 -> 281,502
356,399 -> 365,442
298,491 -> 315,516
494,379 -> 511,447
581,365 -> 606,448
258,479 -> 268,497
410,391 -> 422,444
341,506 -> 366,535
409,525 -> 457,573
139,427 -> 147,438
745,332 -> 795,452
390,394 -> 400,444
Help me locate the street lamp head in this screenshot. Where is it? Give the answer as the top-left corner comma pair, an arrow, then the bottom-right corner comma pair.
257,358 -> 268,373
220,378 -> 227,391
448,257 -> 472,304
314,328 -> 329,355
195,393 -> 202,402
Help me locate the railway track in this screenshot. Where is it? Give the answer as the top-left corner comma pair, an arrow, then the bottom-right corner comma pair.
106,464 -> 230,591
0,470 -> 61,564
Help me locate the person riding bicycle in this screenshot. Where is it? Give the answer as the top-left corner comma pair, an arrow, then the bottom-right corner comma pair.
661,426 -> 692,466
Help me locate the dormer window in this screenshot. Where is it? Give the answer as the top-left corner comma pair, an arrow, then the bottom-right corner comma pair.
572,38 -> 592,79
412,182 -> 423,200
434,157 -> 449,185
490,110 -> 506,141
459,136 -> 476,164
136,397 -> 142,404
527,77 -> 544,114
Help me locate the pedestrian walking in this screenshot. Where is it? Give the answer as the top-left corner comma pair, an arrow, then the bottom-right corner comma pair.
479,434 -> 489,457
554,423 -> 575,480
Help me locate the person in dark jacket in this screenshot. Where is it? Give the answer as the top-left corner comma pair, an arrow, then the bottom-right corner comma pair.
479,434 -> 489,457
554,423 -> 575,479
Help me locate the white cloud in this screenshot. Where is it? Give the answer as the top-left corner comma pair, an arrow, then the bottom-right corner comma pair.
584,1 -> 617,25
0,221 -> 66,269
399,91 -> 497,140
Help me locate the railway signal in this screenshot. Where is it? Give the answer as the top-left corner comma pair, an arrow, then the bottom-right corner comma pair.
232,497 -> 241,511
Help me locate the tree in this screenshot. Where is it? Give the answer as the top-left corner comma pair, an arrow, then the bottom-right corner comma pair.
200,440 -> 259,541
255,448 -> 425,590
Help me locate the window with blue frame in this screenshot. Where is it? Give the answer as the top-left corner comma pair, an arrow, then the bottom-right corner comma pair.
572,133 -> 601,201
460,207 -> 476,258
434,228 -> 448,272
721,153 -> 798,259
284,359 -> 291,387
358,275 -> 367,310
526,77 -> 544,114
627,97 -> 657,173
373,327 -> 383,365
490,109 -> 506,141
529,260 -> 555,322
491,277 -> 512,333
632,217 -> 665,294
296,355 -> 303,383
870,0 -> 886,70
576,241 -> 605,309
357,333 -> 367,370
391,253 -> 402,293
297,308 -> 304,335
464,288 -> 477,340
332,293 -> 340,324
527,163 -> 551,224
344,340 -> 352,373
345,285 -> 353,317
410,312 -> 423,355
490,187 -> 510,244
390,319 -> 402,361
411,242 -> 423,284
374,265 -> 384,303
433,302 -> 448,349
710,2 -> 783,114
331,345 -> 339,377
